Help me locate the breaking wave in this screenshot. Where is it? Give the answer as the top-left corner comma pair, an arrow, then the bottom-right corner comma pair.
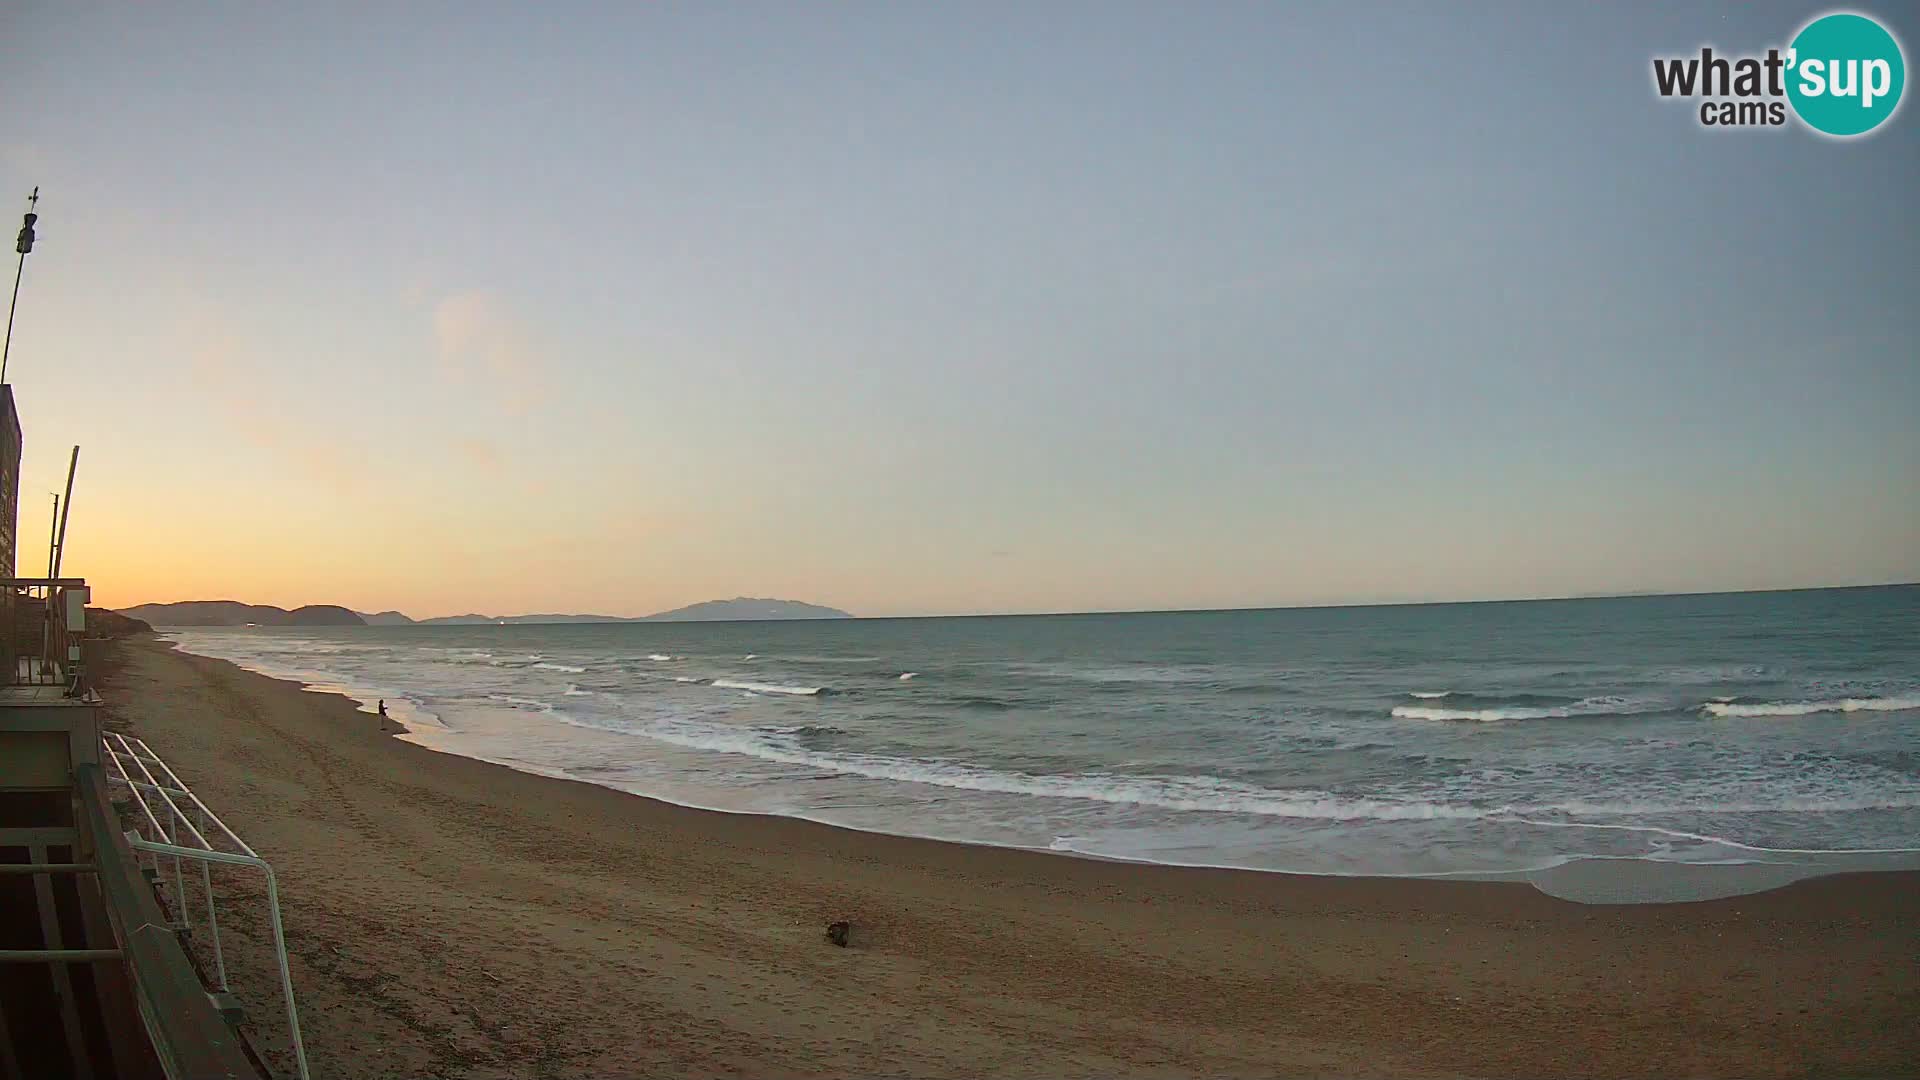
711,679 -> 827,697
633,720 -> 1487,819
1392,696 -> 1659,722
533,662 -> 586,673
624,717 -> 1920,827
1704,695 -> 1920,718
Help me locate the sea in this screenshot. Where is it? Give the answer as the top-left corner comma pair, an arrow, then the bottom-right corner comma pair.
163,586 -> 1920,890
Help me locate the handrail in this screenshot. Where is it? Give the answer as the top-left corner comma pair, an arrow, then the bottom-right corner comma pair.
125,836 -> 309,1080
74,764 -> 257,1080
129,737 -> 258,858
104,732 -> 209,971
101,734 -> 309,1080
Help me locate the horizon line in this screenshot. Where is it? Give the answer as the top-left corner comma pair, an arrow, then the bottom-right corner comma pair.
115,579 -> 1919,625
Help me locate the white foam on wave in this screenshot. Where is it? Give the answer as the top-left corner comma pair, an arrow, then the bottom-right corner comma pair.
1703,694 -> 1920,718
647,654 -> 677,662
1392,696 -> 1655,722
563,685 -> 593,697
743,654 -> 758,660
1543,793 -> 1920,816
1512,815 -> 1920,856
672,676 -> 701,683
711,679 -> 825,697
628,718 -> 1482,819
491,694 -> 560,715
899,672 -> 918,681
436,650 -> 495,665
1409,691 -> 1450,699
626,713 -> 1920,845
533,662 -> 586,673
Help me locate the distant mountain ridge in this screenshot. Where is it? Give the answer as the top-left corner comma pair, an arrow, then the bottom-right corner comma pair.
645,598 -> 851,622
118,597 -> 852,626
395,599 -> 852,624
117,601 -> 367,627
401,613 -> 635,625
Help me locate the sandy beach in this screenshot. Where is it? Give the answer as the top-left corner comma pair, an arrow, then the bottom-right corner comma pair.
98,636 -> 1918,1079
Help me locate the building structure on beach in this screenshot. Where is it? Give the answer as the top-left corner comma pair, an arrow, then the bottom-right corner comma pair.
0,192 -> 300,1078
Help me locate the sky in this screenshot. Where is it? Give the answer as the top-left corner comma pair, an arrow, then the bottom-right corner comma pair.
1,1 -> 1915,618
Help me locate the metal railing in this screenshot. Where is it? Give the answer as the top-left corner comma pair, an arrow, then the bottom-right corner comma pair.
1,576 -> 88,691
102,733 -> 309,1080
74,763 -> 260,1080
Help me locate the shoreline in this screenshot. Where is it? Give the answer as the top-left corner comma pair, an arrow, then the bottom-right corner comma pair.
100,635 -> 1920,1078
161,631 -> 1919,905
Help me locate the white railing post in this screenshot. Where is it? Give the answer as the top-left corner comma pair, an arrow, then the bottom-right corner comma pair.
257,860 -> 307,1080
167,803 -> 188,929
199,856 -> 226,991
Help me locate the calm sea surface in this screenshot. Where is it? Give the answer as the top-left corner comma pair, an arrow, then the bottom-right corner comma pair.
166,586 -> 1920,880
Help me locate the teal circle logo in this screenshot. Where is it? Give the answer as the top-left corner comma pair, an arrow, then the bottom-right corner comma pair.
1787,12 -> 1906,137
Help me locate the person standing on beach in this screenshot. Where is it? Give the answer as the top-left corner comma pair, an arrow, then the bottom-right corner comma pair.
377,699 -> 388,732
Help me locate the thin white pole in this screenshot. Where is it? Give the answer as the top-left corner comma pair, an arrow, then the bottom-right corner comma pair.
198,847 -> 226,990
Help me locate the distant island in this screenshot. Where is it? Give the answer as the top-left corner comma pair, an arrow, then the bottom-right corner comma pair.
643,598 -> 853,622
118,597 -> 853,627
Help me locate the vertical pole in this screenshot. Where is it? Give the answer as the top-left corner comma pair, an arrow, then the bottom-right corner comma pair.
40,495 -> 58,681
2,187 -> 38,386
52,446 -> 77,577
195,802 -> 227,989
168,804 -> 188,928
200,858 -> 226,989
0,250 -> 24,385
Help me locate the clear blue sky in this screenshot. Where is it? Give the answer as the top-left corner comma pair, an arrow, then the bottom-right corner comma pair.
2,1 -> 1915,617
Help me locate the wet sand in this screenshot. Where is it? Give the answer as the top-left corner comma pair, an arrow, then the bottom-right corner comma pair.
101,636 -> 1919,1078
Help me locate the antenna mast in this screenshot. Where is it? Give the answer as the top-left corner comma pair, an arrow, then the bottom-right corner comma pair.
2,187 -> 40,386
46,493 -> 58,577
52,446 -> 77,578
